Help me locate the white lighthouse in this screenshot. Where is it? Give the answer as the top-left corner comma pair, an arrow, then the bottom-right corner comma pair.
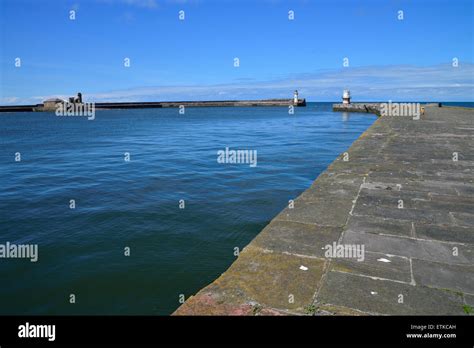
342,90 -> 351,104
293,90 -> 299,105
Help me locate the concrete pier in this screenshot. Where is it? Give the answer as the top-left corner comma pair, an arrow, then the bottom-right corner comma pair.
0,105 -> 40,113
174,105 -> 473,316
0,98 -> 306,113
93,99 -> 306,109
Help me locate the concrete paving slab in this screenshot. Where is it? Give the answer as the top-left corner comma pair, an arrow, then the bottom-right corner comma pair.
412,259 -> 474,294
342,230 -> 473,264
330,251 -> 412,283
251,220 -> 342,258
317,271 -> 465,315
275,196 -> 353,227
346,215 -> 412,237
414,223 -> 474,244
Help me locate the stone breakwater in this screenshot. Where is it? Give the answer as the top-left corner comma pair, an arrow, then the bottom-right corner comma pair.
93,99 -> 307,109
333,103 -> 382,116
174,105 -> 474,316
0,99 -> 306,112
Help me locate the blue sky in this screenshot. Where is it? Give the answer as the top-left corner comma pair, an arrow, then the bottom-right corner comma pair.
0,0 -> 473,103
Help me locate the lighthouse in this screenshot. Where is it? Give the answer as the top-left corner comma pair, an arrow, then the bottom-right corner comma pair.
293,90 -> 299,105
342,90 -> 351,104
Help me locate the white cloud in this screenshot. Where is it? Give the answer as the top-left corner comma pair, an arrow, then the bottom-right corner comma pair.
0,97 -> 20,104
85,63 -> 474,102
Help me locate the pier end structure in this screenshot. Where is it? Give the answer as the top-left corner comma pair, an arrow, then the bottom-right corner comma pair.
333,90 -> 382,116
174,104 -> 474,316
342,89 -> 351,104
333,102 -> 382,116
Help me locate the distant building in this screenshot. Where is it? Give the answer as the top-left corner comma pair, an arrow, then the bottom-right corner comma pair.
342,90 -> 351,104
43,98 -> 64,110
43,93 -> 83,111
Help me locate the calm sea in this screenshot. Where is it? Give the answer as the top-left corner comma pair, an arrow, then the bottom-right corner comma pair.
0,102 -> 377,314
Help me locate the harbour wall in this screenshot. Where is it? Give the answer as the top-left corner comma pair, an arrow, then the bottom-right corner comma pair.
332,103 -> 382,116
173,104 -> 473,316
0,99 -> 306,113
